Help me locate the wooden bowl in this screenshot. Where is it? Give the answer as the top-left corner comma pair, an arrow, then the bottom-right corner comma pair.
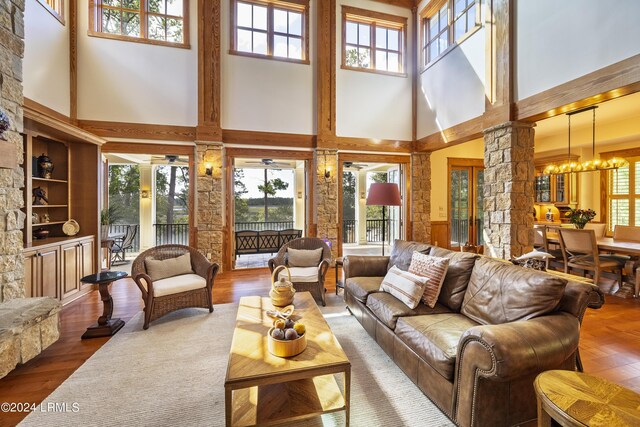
267,328 -> 307,358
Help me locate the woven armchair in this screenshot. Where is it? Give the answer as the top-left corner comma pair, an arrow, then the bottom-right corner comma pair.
268,238 -> 331,306
132,245 -> 219,329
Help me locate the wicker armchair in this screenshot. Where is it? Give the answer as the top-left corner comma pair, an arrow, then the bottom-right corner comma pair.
132,245 -> 219,329
268,238 -> 331,306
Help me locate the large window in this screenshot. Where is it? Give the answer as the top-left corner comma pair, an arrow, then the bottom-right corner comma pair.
606,156 -> 640,233
36,0 -> 64,24
230,0 -> 309,64
421,0 -> 480,68
342,6 -> 407,76
90,0 -> 189,48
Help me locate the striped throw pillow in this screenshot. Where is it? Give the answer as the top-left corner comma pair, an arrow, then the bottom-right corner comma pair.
409,252 -> 450,308
380,266 -> 430,309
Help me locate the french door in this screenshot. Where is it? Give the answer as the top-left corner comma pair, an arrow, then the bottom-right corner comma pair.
449,160 -> 484,249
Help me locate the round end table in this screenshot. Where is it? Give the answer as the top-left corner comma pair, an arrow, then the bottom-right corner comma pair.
81,271 -> 128,339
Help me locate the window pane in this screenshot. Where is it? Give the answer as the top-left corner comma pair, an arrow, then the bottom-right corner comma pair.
467,6 -> 477,30
102,9 -> 122,34
388,52 -> 399,72
358,23 -> 370,46
167,18 -> 183,42
148,0 -> 165,13
428,16 -> 438,40
439,33 -> 448,53
610,199 -> 630,229
123,12 -> 140,36
237,29 -> 252,52
148,15 -> 166,40
358,47 -> 370,67
253,31 -> 267,54
388,29 -> 399,51
166,0 -> 183,16
346,21 -> 358,44
289,12 -> 302,36
454,18 -> 466,41
122,0 -> 140,10
612,166 -> 630,194
439,6 -> 448,31
274,34 -> 288,57
274,9 -> 288,33
636,162 -> 640,194
375,50 -> 387,70
454,0 -> 466,17
637,199 -> 640,227
345,45 -> 358,66
376,27 -> 387,49
103,0 -> 121,7
237,2 -> 252,27
253,5 -> 267,31
289,37 -> 302,59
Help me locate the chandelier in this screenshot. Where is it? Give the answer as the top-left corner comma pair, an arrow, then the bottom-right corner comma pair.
543,106 -> 628,175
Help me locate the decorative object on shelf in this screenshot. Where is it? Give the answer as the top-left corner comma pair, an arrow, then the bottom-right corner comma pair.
33,228 -> 50,239
37,153 -> 54,179
63,219 -> 80,236
31,212 -> 39,224
42,213 -> 50,223
543,106 -> 628,175
32,187 -> 48,205
0,109 -> 9,140
565,208 -> 596,229
270,265 -> 295,307
546,208 -> 554,222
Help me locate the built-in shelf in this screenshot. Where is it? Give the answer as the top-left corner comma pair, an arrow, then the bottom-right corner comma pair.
32,221 -> 66,226
32,205 -> 68,208
32,177 -> 68,183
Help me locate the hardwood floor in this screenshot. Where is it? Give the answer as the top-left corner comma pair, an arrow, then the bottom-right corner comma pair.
1,267 -> 639,426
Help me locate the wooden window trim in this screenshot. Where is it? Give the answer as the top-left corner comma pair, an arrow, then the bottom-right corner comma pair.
36,0 -> 65,25
88,0 -> 191,49
340,6 -> 408,78
229,0 -> 311,65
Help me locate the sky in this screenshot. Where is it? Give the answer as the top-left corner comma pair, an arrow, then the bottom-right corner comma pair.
236,168 -> 295,199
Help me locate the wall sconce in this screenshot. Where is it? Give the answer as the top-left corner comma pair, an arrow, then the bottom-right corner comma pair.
360,191 -> 366,200
140,190 -> 150,199
297,191 -> 303,199
323,153 -> 331,179
205,163 -> 213,176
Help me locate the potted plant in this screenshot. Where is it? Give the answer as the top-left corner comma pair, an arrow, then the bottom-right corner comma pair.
565,208 -> 596,229
100,206 -> 122,240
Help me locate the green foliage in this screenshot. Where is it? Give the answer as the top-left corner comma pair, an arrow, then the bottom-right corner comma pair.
343,171 -> 356,221
108,165 -> 140,224
257,171 -> 290,222
155,166 -> 189,224
345,47 -> 370,68
366,172 -> 388,219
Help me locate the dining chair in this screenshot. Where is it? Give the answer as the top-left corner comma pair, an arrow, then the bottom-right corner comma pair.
584,222 -> 606,238
534,225 -> 564,270
612,225 -> 640,297
558,228 -> 624,286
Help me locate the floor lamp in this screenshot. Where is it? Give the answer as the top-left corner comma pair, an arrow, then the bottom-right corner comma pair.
366,183 -> 402,256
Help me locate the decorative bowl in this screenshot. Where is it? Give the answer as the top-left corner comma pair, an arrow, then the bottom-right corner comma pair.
267,327 -> 307,358
33,228 -> 49,239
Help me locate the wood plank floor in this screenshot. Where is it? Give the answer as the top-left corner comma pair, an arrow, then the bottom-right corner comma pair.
0,267 -> 639,426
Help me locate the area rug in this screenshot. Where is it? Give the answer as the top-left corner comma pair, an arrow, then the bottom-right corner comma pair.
20,295 -> 453,427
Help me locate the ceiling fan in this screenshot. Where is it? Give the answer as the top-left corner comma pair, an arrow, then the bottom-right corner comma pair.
242,158 -> 292,168
344,161 -> 367,170
149,154 -> 189,165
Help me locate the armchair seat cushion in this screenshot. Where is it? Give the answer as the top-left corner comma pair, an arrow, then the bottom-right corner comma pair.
395,313 -> 479,380
147,273 -> 206,297
278,267 -> 318,283
365,292 -> 452,330
345,276 -> 385,303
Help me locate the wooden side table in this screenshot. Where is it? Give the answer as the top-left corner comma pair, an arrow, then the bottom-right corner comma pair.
534,370 -> 640,427
81,271 -> 128,339
335,257 -> 344,295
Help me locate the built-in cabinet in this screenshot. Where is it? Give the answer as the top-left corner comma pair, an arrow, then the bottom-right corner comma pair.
534,155 -> 580,206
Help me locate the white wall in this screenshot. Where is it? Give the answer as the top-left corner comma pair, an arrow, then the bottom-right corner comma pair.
24,0 -> 70,115
515,0 -> 640,101
77,1 -> 198,125
336,0 -> 412,141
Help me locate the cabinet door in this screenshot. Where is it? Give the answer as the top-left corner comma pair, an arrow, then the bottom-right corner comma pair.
79,238 -> 95,278
39,248 -> 60,300
23,250 -> 39,298
61,243 -> 80,300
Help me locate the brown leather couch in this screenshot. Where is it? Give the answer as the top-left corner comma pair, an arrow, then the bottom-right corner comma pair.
343,240 -> 604,427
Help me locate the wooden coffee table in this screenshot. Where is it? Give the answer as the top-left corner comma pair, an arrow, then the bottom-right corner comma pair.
225,292 -> 351,426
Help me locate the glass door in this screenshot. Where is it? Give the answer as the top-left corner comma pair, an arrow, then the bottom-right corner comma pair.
449,163 -> 484,249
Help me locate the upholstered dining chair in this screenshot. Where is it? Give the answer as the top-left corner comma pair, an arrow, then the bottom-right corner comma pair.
132,245 -> 219,329
612,225 -> 640,297
268,237 -> 331,306
558,228 -> 623,286
584,222 -> 607,238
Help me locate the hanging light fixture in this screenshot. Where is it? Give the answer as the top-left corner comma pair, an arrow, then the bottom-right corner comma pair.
543,106 -> 628,175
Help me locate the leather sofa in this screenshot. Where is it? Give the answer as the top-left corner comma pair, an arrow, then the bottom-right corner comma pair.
343,240 -> 604,427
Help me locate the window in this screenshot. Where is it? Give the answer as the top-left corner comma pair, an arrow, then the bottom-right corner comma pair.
230,0 -> 309,64
606,156 -> 640,233
421,0 -> 480,68
36,0 -> 65,24
90,0 -> 189,48
341,6 -> 407,76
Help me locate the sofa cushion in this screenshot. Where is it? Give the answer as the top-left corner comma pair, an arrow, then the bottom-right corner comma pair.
408,252 -> 449,308
287,247 -> 323,267
431,247 -> 479,311
147,273 -> 206,297
345,276 -> 385,302
380,266 -> 430,309
278,267 -> 318,283
388,240 -> 432,272
145,252 -> 193,281
461,257 -> 568,325
365,292 -> 452,330
395,314 -> 479,380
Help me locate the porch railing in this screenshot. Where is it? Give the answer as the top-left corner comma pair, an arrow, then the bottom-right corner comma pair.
342,219 -> 356,244
235,221 -> 295,231
108,224 -> 140,252
154,223 -> 189,246
366,219 -> 398,243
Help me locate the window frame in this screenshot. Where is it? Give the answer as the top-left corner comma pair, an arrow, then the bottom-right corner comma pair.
603,151 -> 640,235
229,0 -> 310,65
341,6 -> 408,78
420,0 -> 481,72
36,0 -> 65,25
88,0 -> 190,49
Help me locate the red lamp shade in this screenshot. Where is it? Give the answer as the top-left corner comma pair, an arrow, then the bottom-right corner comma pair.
366,183 -> 401,206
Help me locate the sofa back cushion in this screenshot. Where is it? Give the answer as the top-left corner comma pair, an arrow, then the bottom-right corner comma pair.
387,240 -> 431,271
461,257 -> 568,325
431,247 -> 479,311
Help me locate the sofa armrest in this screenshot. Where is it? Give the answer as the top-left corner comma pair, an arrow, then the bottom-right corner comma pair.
343,256 -> 389,280
453,312 -> 580,426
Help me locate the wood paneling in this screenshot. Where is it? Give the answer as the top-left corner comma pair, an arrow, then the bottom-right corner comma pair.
78,120 -> 196,141
317,0 -> 336,147
430,220 -> 449,248
222,129 -> 315,148
414,116 -> 484,152
198,0 -> 222,141
23,101 -> 106,146
371,0 -> 414,8
411,6 -> 418,142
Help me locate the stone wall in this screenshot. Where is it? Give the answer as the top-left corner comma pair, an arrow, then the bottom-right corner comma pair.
315,149 -> 338,260
0,0 -> 25,302
483,121 -> 535,259
195,142 -> 224,270
411,152 -> 431,243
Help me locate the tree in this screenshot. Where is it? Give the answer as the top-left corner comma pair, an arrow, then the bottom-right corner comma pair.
366,172 -> 388,219
343,171 -> 356,221
257,169 -> 289,222
234,169 -> 250,222
108,165 -> 140,224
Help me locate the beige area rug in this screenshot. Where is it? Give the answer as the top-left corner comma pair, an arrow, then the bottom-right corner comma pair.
20,294 -> 453,427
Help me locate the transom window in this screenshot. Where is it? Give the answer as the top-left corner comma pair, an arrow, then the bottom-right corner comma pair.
36,0 -> 65,24
606,156 -> 640,232
341,6 -> 407,76
231,0 -> 309,64
90,0 -> 189,48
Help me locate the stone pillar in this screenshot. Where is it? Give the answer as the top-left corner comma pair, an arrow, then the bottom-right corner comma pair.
411,152 -> 431,244
315,149 -> 338,260
0,0 -> 25,302
196,142 -> 224,270
483,121 -> 535,259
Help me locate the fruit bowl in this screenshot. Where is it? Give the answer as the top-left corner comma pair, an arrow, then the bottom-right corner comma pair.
267,327 -> 307,357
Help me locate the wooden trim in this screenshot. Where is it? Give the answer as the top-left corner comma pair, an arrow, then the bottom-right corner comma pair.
370,0 -> 414,8
317,0 -> 336,147
101,142 -> 195,155
222,129 -> 315,148
78,120 -> 196,141
198,0 -> 222,141
515,54 -> 640,123
414,115 -> 484,152
336,136 -> 412,153
600,147 -> 640,160
447,157 -> 484,168
339,152 -> 410,164
36,0 -> 65,25
69,0 -> 77,121
24,98 -> 74,126
225,147 -> 313,160
23,102 -> 106,146
86,31 -> 191,49
342,5 -> 408,24
228,50 -> 310,65
411,6 -> 418,142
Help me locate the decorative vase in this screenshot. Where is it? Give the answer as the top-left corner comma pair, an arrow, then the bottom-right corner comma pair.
37,153 -> 54,179
545,208 -> 554,222
574,221 -> 587,229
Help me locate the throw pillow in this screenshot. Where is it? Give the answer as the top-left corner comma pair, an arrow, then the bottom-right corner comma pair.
408,252 -> 450,308
379,265 -> 430,309
145,252 -> 193,281
287,247 -> 323,267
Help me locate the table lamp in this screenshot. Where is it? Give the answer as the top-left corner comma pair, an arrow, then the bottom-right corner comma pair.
366,183 -> 402,256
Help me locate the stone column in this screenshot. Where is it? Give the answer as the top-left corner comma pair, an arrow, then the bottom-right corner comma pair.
196,142 -> 224,270
315,149 -> 338,260
483,121 -> 535,259
411,152 -> 431,244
